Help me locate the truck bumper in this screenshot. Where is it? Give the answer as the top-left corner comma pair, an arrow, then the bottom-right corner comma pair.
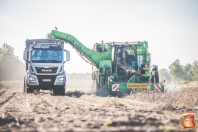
27,73 -> 66,86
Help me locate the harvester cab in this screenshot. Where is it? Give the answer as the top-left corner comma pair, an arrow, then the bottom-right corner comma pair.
110,42 -> 139,81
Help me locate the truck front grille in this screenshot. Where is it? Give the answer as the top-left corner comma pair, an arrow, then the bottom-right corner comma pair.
36,67 -> 58,73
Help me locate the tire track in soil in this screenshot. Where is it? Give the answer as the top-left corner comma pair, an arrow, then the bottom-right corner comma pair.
0,92 -> 16,106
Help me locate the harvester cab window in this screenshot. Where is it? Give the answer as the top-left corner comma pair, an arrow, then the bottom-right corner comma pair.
114,46 -> 135,69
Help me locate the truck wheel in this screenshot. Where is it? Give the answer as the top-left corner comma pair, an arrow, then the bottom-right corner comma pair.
53,86 -> 65,95
27,87 -> 34,93
23,78 -> 26,93
23,78 -> 34,93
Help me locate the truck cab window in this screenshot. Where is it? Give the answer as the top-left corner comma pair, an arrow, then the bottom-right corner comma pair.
31,50 -> 62,63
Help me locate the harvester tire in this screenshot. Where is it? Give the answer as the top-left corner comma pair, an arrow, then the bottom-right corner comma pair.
150,70 -> 159,83
103,69 -> 111,95
96,69 -> 111,97
155,71 -> 159,83
105,69 -> 111,84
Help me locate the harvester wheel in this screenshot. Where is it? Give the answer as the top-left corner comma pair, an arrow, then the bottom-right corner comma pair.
105,69 -> 111,84
150,70 -> 159,83
96,69 -> 111,97
154,71 -> 159,83
103,69 -> 111,95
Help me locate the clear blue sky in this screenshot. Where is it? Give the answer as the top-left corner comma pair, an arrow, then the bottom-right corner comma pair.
0,0 -> 198,73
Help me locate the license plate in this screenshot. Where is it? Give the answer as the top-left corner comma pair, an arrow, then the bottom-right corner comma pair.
43,79 -> 51,82
127,84 -> 148,88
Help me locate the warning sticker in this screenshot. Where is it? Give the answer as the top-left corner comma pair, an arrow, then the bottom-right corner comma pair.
112,84 -> 119,91
154,84 -> 162,92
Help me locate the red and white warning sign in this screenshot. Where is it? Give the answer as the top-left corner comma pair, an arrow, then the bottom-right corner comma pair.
154,84 -> 162,92
112,84 -> 119,91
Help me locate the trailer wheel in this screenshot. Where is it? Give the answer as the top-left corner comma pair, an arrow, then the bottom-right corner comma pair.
53,86 -> 65,95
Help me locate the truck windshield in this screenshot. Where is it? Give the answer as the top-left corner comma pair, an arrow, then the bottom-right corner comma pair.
31,50 -> 62,63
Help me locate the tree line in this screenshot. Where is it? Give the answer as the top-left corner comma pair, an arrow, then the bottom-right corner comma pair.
0,44 -> 25,81
159,59 -> 198,83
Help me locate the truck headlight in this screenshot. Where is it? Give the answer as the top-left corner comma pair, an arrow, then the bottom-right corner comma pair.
57,77 -> 64,82
29,77 -> 36,81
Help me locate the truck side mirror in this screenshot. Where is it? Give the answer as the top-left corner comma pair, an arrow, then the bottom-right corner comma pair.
23,50 -> 28,61
64,50 -> 70,62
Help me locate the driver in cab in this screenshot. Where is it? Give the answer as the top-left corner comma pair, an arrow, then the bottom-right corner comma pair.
118,47 -> 129,64
52,51 -> 61,60
32,51 -> 41,59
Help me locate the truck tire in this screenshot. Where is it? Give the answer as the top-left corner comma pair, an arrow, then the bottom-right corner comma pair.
23,79 -> 26,93
27,87 -> 34,93
23,78 -> 34,93
53,86 -> 65,95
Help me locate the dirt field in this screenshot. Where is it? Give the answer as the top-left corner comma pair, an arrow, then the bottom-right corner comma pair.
0,83 -> 198,132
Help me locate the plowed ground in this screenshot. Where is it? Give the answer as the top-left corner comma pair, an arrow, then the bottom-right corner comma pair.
0,86 -> 198,132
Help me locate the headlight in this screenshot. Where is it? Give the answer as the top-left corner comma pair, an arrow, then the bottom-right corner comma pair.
29,77 -> 36,81
57,77 -> 64,82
